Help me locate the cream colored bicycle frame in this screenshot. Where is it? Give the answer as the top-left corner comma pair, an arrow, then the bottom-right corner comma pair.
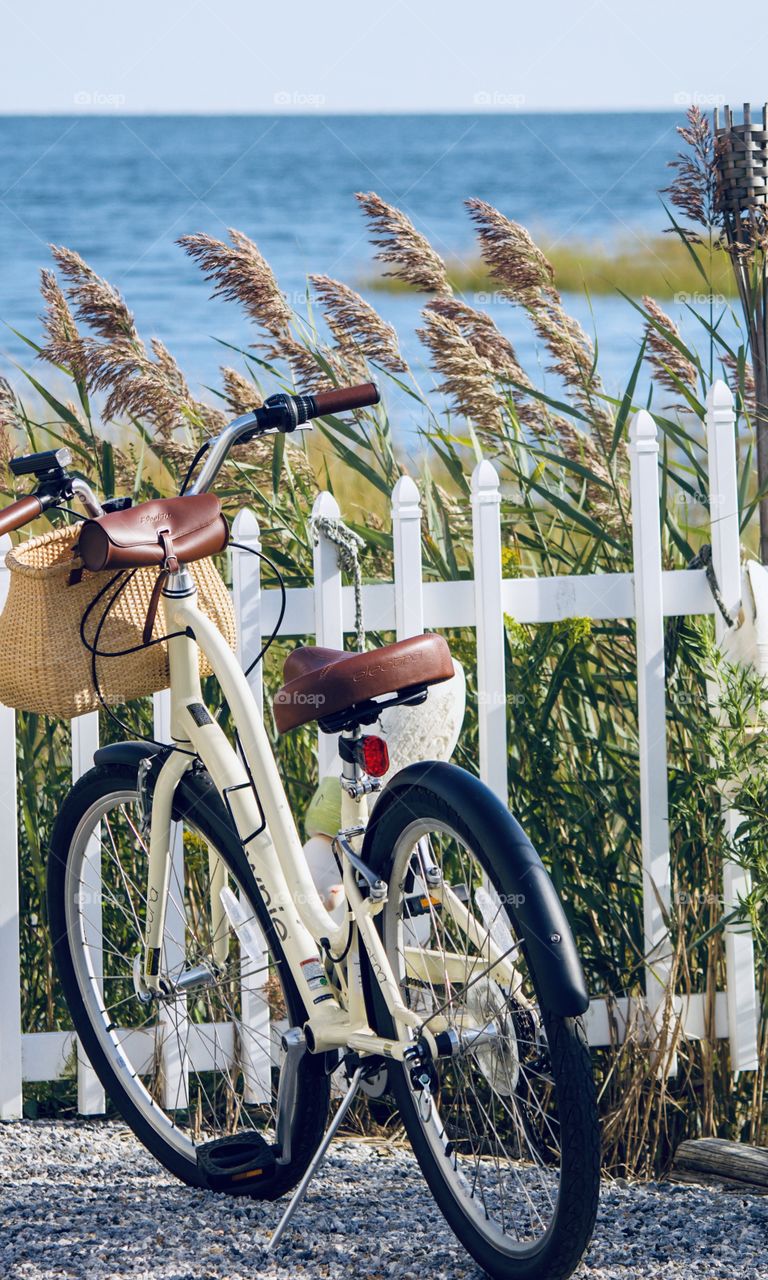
141,572 -> 518,1063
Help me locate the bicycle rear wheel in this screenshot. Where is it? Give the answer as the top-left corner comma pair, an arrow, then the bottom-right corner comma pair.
363,765 -> 600,1280
47,760 -> 329,1198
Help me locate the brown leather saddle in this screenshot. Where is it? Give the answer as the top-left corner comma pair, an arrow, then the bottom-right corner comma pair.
274,633 -> 454,733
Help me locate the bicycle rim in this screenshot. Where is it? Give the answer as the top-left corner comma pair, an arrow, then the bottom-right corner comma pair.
385,818 -> 568,1257
62,786 -> 286,1161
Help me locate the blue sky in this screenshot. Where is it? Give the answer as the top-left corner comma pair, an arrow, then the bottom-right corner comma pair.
1,0 -> 766,114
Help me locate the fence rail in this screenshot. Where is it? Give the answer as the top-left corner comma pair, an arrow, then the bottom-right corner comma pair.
0,381 -> 758,1120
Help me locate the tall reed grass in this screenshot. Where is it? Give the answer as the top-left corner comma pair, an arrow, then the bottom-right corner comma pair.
3,108 -> 767,1172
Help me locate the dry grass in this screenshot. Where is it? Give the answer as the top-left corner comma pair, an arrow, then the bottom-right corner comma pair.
363,236 -> 738,300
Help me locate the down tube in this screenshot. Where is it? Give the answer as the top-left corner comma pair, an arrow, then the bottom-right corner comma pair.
165,591 -> 348,956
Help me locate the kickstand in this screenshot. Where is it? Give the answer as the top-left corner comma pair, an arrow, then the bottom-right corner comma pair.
267,1066 -> 363,1251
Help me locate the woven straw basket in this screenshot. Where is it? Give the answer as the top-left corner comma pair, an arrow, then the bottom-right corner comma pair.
0,523 -> 237,718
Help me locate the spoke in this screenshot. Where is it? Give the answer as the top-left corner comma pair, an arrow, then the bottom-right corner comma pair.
68,791 -> 282,1147
391,820 -> 563,1248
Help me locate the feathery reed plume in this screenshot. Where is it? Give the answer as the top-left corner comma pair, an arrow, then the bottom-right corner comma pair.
310,275 -> 408,372
179,230 -> 293,342
180,229 -> 357,391
642,297 -> 698,392
221,366 -> 262,414
722,351 -> 756,417
38,269 -> 88,382
424,296 -> 552,428
425,296 -> 611,494
417,308 -> 505,432
664,106 -> 718,240
427,296 -> 522,375
356,192 -> 452,295
0,377 -> 22,435
422,298 -> 620,525
287,334 -> 371,392
0,379 -> 19,470
465,201 -> 556,297
51,246 -> 137,341
84,334 -> 190,433
465,198 -> 614,447
48,248 -> 198,430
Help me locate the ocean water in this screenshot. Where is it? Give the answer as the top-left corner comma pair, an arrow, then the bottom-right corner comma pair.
0,112 -> 713,432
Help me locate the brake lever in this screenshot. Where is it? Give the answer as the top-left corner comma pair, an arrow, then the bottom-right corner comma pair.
238,422 -> 313,445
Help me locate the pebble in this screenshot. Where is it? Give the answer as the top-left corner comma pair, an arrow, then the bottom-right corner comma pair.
1,1120 -> 766,1278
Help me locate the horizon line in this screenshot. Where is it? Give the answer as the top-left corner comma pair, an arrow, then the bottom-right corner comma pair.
0,106 -> 696,118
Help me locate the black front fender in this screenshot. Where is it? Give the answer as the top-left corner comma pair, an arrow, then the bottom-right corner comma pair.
366,761 -> 590,1018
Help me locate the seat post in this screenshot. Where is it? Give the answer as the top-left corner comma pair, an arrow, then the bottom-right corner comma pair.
339,726 -> 362,791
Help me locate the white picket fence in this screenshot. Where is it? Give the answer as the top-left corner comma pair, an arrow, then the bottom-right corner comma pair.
0,380 -> 759,1120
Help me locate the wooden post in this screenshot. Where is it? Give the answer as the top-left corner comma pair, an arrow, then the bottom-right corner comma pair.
471,460 -> 507,804
71,712 -> 105,1114
311,492 -> 343,778
0,533 -> 21,1119
232,508 -> 263,716
392,475 -> 424,639
629,410 -> 673,1020
706,379 -> 759,1071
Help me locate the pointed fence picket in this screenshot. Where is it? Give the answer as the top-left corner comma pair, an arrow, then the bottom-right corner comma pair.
629,410 -> 674,1025
706,381 -> 759,1071
392,475 -> 424,640
0,379 -> 759,1116
71,712 -> 105,1114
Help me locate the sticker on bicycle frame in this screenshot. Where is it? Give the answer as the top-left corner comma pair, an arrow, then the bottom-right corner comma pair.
300,956 -> 329,993
188,702 -> 213,727
146,947 -> 161,977
312,992 -> 335,1004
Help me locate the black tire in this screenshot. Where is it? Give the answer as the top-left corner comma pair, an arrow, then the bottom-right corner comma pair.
48,762 -> 330,1199
362,771 -> 600,1280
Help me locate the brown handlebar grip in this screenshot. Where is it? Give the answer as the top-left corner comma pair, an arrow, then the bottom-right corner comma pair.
311,382 -> 380,416
0,494 -> 43,537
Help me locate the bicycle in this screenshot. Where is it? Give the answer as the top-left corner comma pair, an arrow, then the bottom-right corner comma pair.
2,382 -> 600,1280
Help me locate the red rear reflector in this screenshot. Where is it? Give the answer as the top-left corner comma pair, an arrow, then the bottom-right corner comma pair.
361,734 -> 389,777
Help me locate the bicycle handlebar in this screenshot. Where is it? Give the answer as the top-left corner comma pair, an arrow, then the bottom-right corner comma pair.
251,381 -> 380,432
0,382 -> 381,523
0,494 -> 44,537
309,382 -> 381,418
189,380 -> 380,495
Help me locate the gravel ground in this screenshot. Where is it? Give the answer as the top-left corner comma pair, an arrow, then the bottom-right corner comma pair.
0,1121 -> 766,1279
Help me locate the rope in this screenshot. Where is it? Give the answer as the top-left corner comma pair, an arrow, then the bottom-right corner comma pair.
665,542 -> 741,677
310,514 -> 367,652
694,544 -> 740,632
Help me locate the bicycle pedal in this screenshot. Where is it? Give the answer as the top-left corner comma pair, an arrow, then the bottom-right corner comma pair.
197,1131 -> 277,1192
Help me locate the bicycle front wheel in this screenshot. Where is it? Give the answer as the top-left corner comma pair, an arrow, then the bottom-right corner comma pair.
363,764 -> 600,1280
47,760 -> 329,1198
